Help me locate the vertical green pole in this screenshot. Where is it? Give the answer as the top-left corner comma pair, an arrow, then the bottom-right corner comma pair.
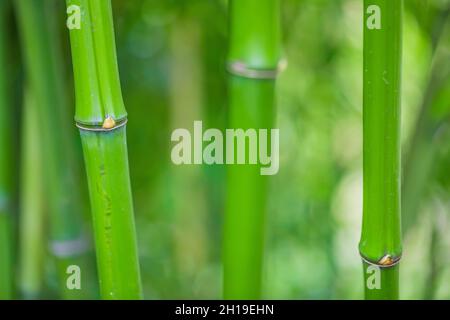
360,0 -> 403,300
0,0 -> 14,300
18,90 -> 45,300
15,0 -> 94,299
223,0 -> 281,299
66,0 -> 142,299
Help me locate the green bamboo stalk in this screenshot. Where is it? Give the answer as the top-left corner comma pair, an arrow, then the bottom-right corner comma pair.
0,0 -> 14,300
15,0 -> 93,299
223,0 -> 281,299
66,0 -> 142,299
360,0 -> 403,300
19,89 -> 45,300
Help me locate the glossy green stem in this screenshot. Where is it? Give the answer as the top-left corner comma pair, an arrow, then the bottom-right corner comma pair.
80,128 -> 141,299
66,0 -> 142,299
360,0 -> 403,300
363,263 -> 399,300
0,0 -> 14,300
66,0 -> 127,125
224,0 -> 281,300
228,0 -> 281,69
15,0 -> 93,299
224,77 -> 276,299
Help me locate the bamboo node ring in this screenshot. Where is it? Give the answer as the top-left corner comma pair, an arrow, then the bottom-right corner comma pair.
102,116 -> 116,129
227,59 -> 287,80
360,253 -> 402,268
76,118 -> 128,132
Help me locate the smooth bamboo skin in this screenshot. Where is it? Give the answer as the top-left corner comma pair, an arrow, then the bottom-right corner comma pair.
15,0 -> 93,299
228,0 -> 281,70
18,93 -> 45,300
223,77 -> 276,300
360,0 -> 403,299
0,0 -> 14,300
224,0 -> 280,300
363,263 -> 399,300
80,127 -> 142,299
67,0 -> 127,126
66,0 -> 142,299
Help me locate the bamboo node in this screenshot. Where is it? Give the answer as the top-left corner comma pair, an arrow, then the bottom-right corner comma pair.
360,253 -> 402,268
102,116 -> 116,129
76,118 -> 127,132
227,59 -> 287,80
378,255 -> 394,266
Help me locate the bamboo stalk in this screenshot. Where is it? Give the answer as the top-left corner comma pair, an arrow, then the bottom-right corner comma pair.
360,0 -> 403,300
223,0 -> 281,299
18,89 -> 45,300
66,0 -> 142,299
0,0 -> 14,300
15,0 -> 94,299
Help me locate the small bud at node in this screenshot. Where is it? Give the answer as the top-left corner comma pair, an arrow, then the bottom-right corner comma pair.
102,116 -> 116,129
378,255 -> 393,266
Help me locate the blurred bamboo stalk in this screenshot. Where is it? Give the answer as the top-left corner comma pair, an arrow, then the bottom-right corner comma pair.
19,90 -> 45,299
0,0 -> 14,300
360,0 -> 403,300
402,8 -> 450,233
66,0 -> 142,299
15,0 -> 93,299
402,70 -> 450,233
169,17 -> 209,297
223,0 -> 281,299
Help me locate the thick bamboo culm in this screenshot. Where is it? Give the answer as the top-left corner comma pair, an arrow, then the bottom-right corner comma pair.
360,0 -> 403,300
0,0 -> 14,300
223,0 -> 281,299
66,0 -> 142,299
15,0 -> 93,299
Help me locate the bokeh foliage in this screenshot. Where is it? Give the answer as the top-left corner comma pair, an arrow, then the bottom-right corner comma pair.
1,0 -> 449,299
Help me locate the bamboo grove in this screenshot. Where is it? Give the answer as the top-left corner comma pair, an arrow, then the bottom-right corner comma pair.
0,0 -> 449,300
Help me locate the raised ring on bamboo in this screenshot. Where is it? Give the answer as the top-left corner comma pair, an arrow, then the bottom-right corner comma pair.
75,117 -> 128,132
227,59 -> 287,80
359,253 -> 402,268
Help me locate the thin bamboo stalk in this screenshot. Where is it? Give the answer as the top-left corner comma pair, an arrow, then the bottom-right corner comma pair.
0,0 -> 14,300
66,0 -> 142,299
223,0 -> 281,299
15,0 -> 93,299
360,0 -> 403,300
18,89 -> 45,300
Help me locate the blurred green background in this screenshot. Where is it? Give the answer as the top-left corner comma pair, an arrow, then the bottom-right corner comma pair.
2,0 -> 450,299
